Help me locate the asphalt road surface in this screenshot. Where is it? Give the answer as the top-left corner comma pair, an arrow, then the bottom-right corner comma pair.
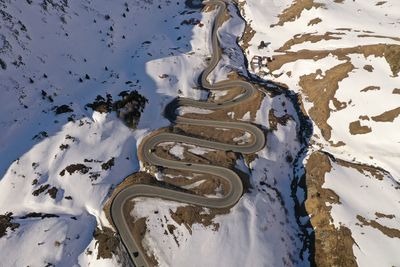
110,1 -> 266,266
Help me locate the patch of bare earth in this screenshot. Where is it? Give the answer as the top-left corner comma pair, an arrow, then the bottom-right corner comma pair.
210,87 -> 245,103
271,0 -> 325,27
268,109 -> 293,131
334,155 -> 387,181
371,107 -> 400,122
356,215 -> 400,238
305,151 -> 357,267
277,32 -> 343,51
307,17 -> 322,26
170,206 -> 229,234
237,1 -> 255,51
268,44 -> 400,77
123,201 -> 158,267
162,169 -> 230,197
360,85 -> 380,92
93,227 -> 120,260
299,62 -> 354,140
182,84 -> 264,121
349,120 -> 372,135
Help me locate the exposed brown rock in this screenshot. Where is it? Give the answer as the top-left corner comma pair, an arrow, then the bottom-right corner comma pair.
305,151 -> 357,267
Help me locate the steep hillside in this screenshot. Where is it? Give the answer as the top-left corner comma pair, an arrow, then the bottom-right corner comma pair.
238,0 -> 400,266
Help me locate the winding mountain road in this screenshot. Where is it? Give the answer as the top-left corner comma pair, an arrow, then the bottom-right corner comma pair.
110,1 -> 266,266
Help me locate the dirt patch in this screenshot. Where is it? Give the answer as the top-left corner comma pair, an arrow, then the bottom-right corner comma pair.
277,32 -> 342,52
371,107 -> 400,122
271,0 -> 325,27
268,108 -> 293,131
363,64 -> 374,72
170,205 -> 228,234
349,120 -> 372,135
360,85 -> 380,92
93,227 -> 120,260
268,44 -> 400,76
357,215 -> 400,238
334,156 -> 387,181
241,20 -> 255,51
210,87 -> 245,103
305,151 -> 357,267
182,87 -> 264,122
357,34 -> 400,43
0,212 -> 19,238
375,212 -> 395,219
299,62 -> 354,140
307,17 -> 322,26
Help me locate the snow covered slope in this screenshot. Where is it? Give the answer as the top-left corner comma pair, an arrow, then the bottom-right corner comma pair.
0,0 -> 217,266
238,0 -> 400,266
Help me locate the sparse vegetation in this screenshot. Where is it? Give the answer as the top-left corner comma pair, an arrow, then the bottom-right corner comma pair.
93,227 -> 119,259
101,157 -> 115,170
53,104 -> 73,115
59,163 -> 91,176
0,213 -> 19,238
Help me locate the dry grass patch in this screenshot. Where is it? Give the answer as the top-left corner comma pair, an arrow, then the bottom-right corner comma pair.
210,87 -> 245,103
371,107 -> 400,122
357,215 -> 400,238
271,0 -> 325,27
170,205 -> 229,234
363,64 -> 374,72
357,34 -> 400,42
268,44 -> 400,76
299,62 -> 354,140
335,157 -> 387,181
349,120 -> 372,135
307,17 -> 322,26
182,89 -> 264,122
277,32 -> 343,51
360,85 -> 380,92
268,109 -> 293,131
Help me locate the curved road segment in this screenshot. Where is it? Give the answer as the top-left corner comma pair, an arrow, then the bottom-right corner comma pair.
110,1 -> 266,266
